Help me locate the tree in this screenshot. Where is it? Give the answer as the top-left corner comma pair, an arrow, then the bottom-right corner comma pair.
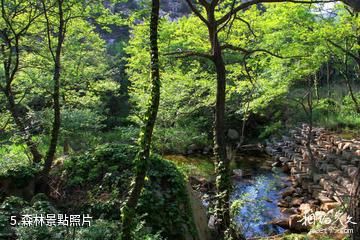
121,0 -> 161,239
319,5 -> 360,113
35,0 -> 66,193
0,0 -> 119,193
179,0 -> 336,238
0,0 -> 44,164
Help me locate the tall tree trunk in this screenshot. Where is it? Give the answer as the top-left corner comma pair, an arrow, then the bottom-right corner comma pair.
121,0 -> 160,238
304,77 -> 316,177
36,0 -> 65,193
326,61 -> 331,98
207,15 -> 233,238
349,167 -> 360,240
314,73 -> 319,101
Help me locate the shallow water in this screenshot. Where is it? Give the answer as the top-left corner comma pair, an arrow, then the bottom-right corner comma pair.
231,154 -> 290,239
165,153 -> 290,238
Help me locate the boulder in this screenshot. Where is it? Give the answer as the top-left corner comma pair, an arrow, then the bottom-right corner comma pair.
285,196 -> 292,202
342,150 -> 353,161
227,129 -> 239,140
207,215 -> 216,231
232,169 -> 243,180
312,174 -> 324,183
282,187 -> 296,198
327,170 -> 342,179
342,142 -> 352,150
202,146 -> 211,155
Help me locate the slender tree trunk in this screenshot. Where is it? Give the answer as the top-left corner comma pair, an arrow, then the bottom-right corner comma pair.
305,77 -> 316,177
349,166 -> 360,240
326,61 -> 331,98
42,24 -> 63,176
314,73 -> 319,101
63,137 -> 70,155
206,13 -> 233,238
239,101 -> 249,147
121,0 -> 160,238
36,0 -> 65,193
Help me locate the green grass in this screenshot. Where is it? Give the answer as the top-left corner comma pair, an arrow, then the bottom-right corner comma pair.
315,112 -> 360,135
164,155 -> 214,180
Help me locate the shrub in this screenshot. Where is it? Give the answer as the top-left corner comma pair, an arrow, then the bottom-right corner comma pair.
62,144 -> 196,239
63,144 -> 137,188
259,121 -> 283,139
137,155 -> 196,240
153,125 -> 210,154
1,165 -> 39,188
0,196 -> 27,239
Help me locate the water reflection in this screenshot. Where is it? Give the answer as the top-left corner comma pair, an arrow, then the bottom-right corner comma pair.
231,154 -> 290,238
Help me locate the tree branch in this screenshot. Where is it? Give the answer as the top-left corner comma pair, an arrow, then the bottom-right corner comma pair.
165,50 -> 213,59
217,0 -> 237,34
327,38 -> 360,65
222,43 -> 306,58
217,0 -> 338,26
184,0 -> 209,26
235,16 -> 257,37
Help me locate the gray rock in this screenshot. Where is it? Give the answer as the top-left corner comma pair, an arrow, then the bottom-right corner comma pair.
227,129 -> 239,140
207,215 -> 216,230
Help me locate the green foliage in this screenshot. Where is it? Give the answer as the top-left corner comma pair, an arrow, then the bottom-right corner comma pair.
259,121 -> 283,139
342,93 -> 360,114
16,200 -> 61,240
0,165 -> 39,188
138,155 -> 196,240
153,123 -> 210,154
313,98 -> 340,117
75,218 -> 163,240
165,155 -> 214,180
74,219 -> 121,240
0,196 -> 27,239
100,126 -> 140,145
63,144 -> 137,187
0,143 -> 31,176
126,17 -> 214,153
0,195 -> 163,240
61,144 -> 196,239
283,234 -> 309,240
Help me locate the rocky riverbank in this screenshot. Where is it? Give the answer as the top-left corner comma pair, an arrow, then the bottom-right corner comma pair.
265,124 -> 360,237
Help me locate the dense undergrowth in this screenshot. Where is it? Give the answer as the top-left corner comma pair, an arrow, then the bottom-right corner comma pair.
0,144 -> 196,240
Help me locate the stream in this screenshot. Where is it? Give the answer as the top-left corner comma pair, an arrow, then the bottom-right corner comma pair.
166,153 -> 291,239
230,154 -> 291,239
